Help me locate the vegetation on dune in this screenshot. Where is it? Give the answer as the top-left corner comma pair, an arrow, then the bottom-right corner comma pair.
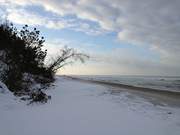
0,21 -> 89,103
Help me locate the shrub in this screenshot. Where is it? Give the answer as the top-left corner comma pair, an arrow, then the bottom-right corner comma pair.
0,21 -> 89,103
0,21 -> 51,102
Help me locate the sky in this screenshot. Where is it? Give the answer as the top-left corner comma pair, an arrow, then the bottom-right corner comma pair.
0,0 -> 180,76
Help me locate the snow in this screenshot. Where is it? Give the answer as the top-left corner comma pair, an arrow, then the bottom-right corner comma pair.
0,77 -> 180,135
0,81 -> 10,94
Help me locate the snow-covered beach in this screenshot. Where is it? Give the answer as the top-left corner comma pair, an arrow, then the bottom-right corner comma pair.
1,76 -> 180,135
68,75 -> 180,107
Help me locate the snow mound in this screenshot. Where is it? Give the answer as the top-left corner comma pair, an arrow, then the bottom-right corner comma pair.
0,80 -> 19,109
0,81 -> 11,94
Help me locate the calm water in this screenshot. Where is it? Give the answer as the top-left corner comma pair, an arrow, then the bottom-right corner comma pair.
74,75 -> 180,92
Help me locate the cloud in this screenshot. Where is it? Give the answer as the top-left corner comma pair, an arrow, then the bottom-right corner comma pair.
1,0 -> 180,75
86,48 -> 180,76
43,39 -> 180,76
2,0 -> 180,57
5,8 -> 103,35
60,49 -> 180,75
0,1 -> 106,35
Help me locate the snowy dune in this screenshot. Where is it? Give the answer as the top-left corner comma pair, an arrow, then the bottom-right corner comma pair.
0,77 -> 180,135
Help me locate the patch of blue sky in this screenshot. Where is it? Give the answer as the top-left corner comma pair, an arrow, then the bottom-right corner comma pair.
40,26 -> 160,61
24,5 -> 52,17
11,21 -> 160,62
10,5 -> 160,61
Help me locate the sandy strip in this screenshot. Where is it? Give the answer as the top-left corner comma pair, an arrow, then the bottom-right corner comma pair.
63,76 -> 180,107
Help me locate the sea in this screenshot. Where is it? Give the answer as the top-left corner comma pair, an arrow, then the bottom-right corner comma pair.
74,75 -> 180,92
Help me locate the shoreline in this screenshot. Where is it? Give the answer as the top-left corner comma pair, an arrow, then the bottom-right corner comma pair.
63,75 -> 180,107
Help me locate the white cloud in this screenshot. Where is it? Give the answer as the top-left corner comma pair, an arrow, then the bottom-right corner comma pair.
1,0 -> 180,75
1,0 -> 106,35
43,39 -> 180,76
5,8 -> 76,30
7,9 -> 45,26
60,48 -> 180,76
4,0 -> 180,56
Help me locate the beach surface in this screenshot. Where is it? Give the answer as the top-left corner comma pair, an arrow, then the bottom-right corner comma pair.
0,76 -> 180,135
66,76 -> 180,107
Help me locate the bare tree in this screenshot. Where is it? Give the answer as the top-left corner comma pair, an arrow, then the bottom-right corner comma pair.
47,46 -> 89,73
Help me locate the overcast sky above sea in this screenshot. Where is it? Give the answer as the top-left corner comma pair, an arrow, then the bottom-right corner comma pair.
0,0 -> 180,76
